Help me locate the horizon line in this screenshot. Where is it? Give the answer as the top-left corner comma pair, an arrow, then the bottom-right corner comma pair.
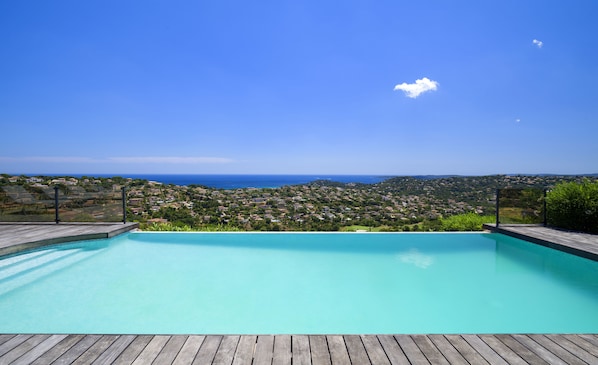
3,172 -> 598,177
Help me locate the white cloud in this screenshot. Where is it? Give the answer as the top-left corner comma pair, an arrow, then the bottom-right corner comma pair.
109,157 -> 233,164
0,156 -> 99,163
533,39 -> 543,48
0,156 -> 233,164
516,118 -> 521,123
393,77 -> 439,98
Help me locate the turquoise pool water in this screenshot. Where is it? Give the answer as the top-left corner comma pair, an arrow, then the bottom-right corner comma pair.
0,232 -> 597,334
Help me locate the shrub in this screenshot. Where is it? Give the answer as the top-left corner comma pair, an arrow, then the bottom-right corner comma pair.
197,224 -> 243,232
546,179 -> 598,233
141,222 -> 244,232
440,213 -> 495,231
142,222 -> 193,231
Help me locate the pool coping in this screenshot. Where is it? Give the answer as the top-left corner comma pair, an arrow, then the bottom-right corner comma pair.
0,222 -> 139,258
483,223 -> 598,262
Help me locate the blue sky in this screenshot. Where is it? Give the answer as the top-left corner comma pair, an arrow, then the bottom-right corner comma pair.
1,0 -> 597,175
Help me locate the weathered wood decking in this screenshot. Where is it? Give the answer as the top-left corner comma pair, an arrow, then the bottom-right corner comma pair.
1,334 -> 598,365
483,224 -> 598,261
0,222 -> 139,257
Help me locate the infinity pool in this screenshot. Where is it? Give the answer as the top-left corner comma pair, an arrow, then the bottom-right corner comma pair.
0,232 -> 597,334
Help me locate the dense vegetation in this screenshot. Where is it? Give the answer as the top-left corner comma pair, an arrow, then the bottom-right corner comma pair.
2,174 -> 596,232
439,213 -> 495,231
546,179 -> 598,234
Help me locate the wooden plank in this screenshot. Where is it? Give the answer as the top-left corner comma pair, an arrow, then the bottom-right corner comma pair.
411,335 -> 449,365
91,335 -> 136,365
213,335 -> 239,365
479,335 -> 527,365
0,334 -> 15,346
512,334 -> 567,365
444,335 -> 489,365
31,335 -> 84,365
428,335 -> 468,365
292,335 -> 312,365
462,334 -> 509,365
326,336 -> 350,365
0,334 -> 50,364
563,334 -> 598,357
113,335 -> 154,364
546,334 -> 598,364
309,335 -> 331,365
494,334 -> 548,365
9,334 -> 67,365
272,334 -> 291,365
344,335 -> 370,365
578,334 -> 598,348
377,335 -> 409,365
232,335 -> 256,365
72,334 -> 118,364
488,225 -> 598,261
52,334 -> 102,364
253,335 -> 274,365
361,335 -> 390,365
152,335 -> 188,365
131,335 -> 171,365
0,334 -> 32,357
193,335 -> 223,365
531,335 -> 586,365
0,223 -> 138,257
173,335 -> 205,365
394,335 -> 429,365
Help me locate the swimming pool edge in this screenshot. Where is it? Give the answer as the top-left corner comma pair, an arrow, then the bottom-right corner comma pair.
0,222 -> 139,258
483,223 -> 598,262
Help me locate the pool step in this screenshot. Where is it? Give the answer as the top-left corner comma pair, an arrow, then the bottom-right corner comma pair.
0,250 -> 81,280
0,249 -> 74,272
0,248 -> 100,296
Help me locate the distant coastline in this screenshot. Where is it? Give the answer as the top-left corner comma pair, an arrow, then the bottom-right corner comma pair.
16,174 -> 391,189
6,173 -> 597,189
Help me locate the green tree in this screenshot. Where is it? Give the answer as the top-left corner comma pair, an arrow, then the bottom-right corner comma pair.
158,207 -> 197,227
546,179 -> 598,233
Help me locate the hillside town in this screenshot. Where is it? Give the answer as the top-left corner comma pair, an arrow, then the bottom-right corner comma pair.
2,174 -> 594,231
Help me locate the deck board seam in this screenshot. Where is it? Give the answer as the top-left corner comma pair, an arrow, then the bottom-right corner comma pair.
547,334 -> 598,364
371,336 -> 392,365
536,334 -> 589,365
513,334 -> 568,365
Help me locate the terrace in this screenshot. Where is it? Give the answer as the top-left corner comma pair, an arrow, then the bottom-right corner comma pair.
0,222 -> 139,257
2,333 -> 598,364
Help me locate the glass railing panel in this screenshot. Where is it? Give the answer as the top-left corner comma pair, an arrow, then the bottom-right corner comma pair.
497,188 -> 545,224
0,183 -> 55,222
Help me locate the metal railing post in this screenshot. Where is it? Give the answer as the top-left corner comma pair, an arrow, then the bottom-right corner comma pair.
495,188 -> 500,227
122,187 -> 127,224
54,186 -> 60,224
543,189 -> 547,227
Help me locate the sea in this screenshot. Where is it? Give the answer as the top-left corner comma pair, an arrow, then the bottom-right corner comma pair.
46,174 -> 392,189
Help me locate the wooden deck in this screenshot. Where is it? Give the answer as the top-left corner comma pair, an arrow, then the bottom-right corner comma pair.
0,222 -> 139,257
1,334 -> 597,365
483,224 -> 598,261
